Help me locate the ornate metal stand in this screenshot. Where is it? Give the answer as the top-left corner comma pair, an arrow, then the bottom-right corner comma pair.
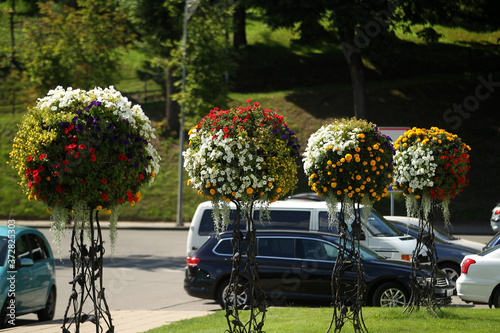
225,202 -> 266,333
62,211 -> 114,333
327,201 -> 367,333
404,208 -> 440,316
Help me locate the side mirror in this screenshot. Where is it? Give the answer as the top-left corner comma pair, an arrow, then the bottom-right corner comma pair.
20,258 -> 34,267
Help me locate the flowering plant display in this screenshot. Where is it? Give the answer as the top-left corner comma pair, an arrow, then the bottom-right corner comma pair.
392,127 -> 470,223
10,86 -> 161,244
303,117 -> 394,209
183,100 -> 300,227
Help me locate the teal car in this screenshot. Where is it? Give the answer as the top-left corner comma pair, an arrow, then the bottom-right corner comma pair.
0,225 -> 56,328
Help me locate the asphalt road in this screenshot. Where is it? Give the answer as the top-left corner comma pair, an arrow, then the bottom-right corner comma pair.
15,229 -> 493,326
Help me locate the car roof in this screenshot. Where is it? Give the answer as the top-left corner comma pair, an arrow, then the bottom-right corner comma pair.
0,225 -> 46,238
197,199 -> 367,210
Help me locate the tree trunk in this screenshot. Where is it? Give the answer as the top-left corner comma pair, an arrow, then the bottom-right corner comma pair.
165,63 -> 179,133
339,29 -> 368,120
233,2 -> 247,48
348,52 -> 368,120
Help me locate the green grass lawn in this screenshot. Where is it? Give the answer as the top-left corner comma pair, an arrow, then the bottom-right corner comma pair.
145,307 -> 500,333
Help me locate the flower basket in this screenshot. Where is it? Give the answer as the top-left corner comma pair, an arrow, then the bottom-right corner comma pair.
183,100 -> 300,333
393,126 -> 470,224
303,117 -> 395,332
9,86 -> 160,332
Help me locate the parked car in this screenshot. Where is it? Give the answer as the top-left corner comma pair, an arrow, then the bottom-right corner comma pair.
483,231 -> 500,250
457,245 -> 500,307
0,226 -> 57,328
490,203 -> 500,232
185,230 -> 454,308
387,219 -> 479,285
384,216 -> 484,252
187,200 -> 419,262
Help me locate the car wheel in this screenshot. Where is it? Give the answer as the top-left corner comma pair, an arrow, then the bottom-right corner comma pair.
37,287 -> 56,321
216,279 -> 248,309
493,288 -> 500,308
372,282 -> 408,307
438,262 -> 461,284
0,298 -> 14,329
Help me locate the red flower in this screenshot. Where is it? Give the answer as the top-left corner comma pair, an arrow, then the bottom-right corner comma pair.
68,143 -> 77,149
38,166 -> 44,172
63,160 -> 69,165
32,170 -> 39,177
27,156 -> 32,162
28,180 -> 32,189
102,193 -> 109,201
54,171 -> 59,177
79,144 -> 86,150
81,179 -> 86,185
118,198 -> 124,204
89,148 -> 96,154
139,174 -> 144,180
246,98 -> 251,103
118,154 -> 127,160
74,152 -> 79,159
34,175 -> 41,183
102,178 -> 107,184
90,154 -> 97,162
26,169 -> 31,176
39,154 -> 45,159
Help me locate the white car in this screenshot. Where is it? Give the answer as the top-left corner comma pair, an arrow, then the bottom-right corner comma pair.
456,245 -> 500,307
490,203 -> 500,232
384,216 -> 485,252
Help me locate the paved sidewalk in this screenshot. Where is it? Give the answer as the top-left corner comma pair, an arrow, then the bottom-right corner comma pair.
3,310 -> 211,333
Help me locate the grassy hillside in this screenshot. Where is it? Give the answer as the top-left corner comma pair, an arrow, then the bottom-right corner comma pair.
1,15 -> 499,228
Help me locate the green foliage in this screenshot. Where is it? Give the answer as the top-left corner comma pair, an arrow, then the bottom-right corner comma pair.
145,307 -> 500,333
171,0 -> 235,130
19,0 -> 131,93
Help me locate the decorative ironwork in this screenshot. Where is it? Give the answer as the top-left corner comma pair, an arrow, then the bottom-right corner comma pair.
224,202 -> 266,333
404,209 -> 440,316
62,211 -> 114,333
327,202 -> 367,333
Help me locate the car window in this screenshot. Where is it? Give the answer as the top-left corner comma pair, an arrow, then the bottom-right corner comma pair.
213,238 -> 248,255
28,234 -> 49,262
198,209 -> 247,236
257,238 -> 295,258
0,236 -> 7,266
298,239 -> 337,261
16,235 -> 31,264
319,212 -> 339,233
254,210 -> 310,230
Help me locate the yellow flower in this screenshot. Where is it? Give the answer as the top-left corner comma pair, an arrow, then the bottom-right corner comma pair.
210,189 -> 216,195
105,209 -> 112,214
345,154 -> 353,162
247,188 -> 254,194
96,205 -> 103,211
276,188 -> 282,193
47,208 -> 51,213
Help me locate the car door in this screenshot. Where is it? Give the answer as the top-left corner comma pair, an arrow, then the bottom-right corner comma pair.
256,237 -> 305,303
14,234 -> 35,313
26,234 -> 52,309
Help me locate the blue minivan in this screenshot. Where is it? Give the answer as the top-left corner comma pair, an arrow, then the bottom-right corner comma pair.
0,225 -> 56,327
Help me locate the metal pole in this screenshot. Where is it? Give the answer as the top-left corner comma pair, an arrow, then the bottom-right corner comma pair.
176,1 -> 189,227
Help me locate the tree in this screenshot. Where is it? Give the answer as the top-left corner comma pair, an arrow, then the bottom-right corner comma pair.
248,0 -> 497,120
125,0 -> 184,134
171,0 -> 235,129
19,0 -> 131,94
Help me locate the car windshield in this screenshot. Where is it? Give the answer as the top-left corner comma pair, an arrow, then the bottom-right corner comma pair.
478,243 -> 500,256
0,236 -> 7,266
363,209 -> 404,237
319,208 -> 404,237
